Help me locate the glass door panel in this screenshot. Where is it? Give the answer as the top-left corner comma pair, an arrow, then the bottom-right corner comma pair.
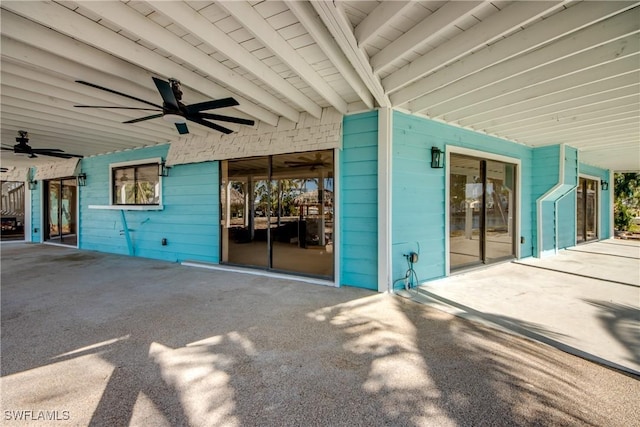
577,177 -> 598,243
223,157 -> 269,268
221,150 -> 335,279
449,155 -> 482,269
1,181 -> 26,241
485,161 -> 515,262
45,178 -> 77,246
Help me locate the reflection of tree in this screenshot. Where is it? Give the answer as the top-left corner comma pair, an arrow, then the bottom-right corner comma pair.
254,179 -> 304,217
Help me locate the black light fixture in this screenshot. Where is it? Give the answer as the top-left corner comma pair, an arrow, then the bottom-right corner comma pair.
601,180 -> 609,191
77,172 -> 87,186
431,146 -> 444,168
158,160 -> 170,177
28,178 -> 37,190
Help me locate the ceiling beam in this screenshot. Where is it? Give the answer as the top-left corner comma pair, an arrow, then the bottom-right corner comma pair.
354,1 -> 413,47
1,3 -> 279,126
310,1 -> 389,108
383,1 -> 565,100
389,1 -> 639,104
146,1 -> 319,120
217,0 -> 348,114
371,1 -> 486,73
433,49 -> 640,121
285,0 -> 373,109
410,14 -> 640,115
508,115 -> 639,140
461,71 -> 640,127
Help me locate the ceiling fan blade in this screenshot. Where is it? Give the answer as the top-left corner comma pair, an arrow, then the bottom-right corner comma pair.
152,77 -> 179,110
188,116 -> 233,134
175,123 -> 189,134
184,98 -> 239,114
123,113 -> 164,124
74,105 -> 162,112
76,80 -> 163,109
196,112 -> 255,126
31,148 -> 65,153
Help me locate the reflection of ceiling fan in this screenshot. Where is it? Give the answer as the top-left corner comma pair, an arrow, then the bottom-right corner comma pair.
285,153 -> 331,171
1,131 -> 83,159
75,77 -> 255,135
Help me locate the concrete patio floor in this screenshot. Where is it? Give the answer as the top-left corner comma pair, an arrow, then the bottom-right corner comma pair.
1,243 -> 639,426
400,239 -> 640,376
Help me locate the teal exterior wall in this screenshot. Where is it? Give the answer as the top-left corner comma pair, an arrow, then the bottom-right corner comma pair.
79,145 -> 220,263
30,176 -> 42,243
340,111 -> 378,290
391,111 -> 535,284
531,146 -> 561,255
579,162 -> 612,239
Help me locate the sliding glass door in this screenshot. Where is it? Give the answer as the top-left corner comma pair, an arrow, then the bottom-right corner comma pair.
577,177 -> 598,243
221,150 -> 334,279
45,178 -> 78,246
449,154 -> 516,270
1,181 -> 25,241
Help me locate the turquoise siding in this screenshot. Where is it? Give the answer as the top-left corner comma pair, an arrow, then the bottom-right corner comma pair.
532,146 -> 561,254
341,111 -> 378,290
392,111 -> 535,283
30,177 -> 42,243
557,147 -> 579,249
79,145 -> 220,263
580,163 -> 612,239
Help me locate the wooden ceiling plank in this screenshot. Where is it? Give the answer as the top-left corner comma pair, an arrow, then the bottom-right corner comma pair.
371,1 -> 485,73
460,70 -> 640,127
217,0 -> 348,113
285,0 -> 374,109
410,10 -> 640,114
390,1 -> 638,106
385,1 -> 566,100
1,3 -> 279,126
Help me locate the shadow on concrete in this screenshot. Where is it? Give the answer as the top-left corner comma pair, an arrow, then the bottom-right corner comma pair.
513,261 -> 639,288
583,299 -> 640,368
2,244 -> 639,425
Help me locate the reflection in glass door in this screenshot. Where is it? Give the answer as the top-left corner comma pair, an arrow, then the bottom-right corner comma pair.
45,178 -> 78,246
221,150 -> 334,279
1,181 -> 26,241
449,154 -> 516,270
577,177 -> 598,243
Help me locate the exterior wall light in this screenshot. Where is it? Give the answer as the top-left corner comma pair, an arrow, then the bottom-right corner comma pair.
601,180 -> 609,191
158,160 -> 170,177
77,172 -> 87,186
28,179 -> 38,190
431,146 -> 444,168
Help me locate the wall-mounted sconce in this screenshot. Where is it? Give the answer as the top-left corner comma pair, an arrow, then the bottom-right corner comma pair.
431,146 -> 444,168
601,180 -> 609,191
77,172 -> 87,186
28,179 -> 37,190
158,160 -> 170,177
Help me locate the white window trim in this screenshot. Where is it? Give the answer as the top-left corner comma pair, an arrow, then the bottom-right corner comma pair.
577,173 -> 603,242
92,157 -> 164,211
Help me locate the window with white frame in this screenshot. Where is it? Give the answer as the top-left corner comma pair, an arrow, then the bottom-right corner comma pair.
111,160 -> 161,206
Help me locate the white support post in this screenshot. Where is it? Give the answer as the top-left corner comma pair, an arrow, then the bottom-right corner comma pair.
378,108 -> 393,293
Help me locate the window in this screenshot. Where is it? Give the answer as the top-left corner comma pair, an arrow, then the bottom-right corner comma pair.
111,162 -> 160,205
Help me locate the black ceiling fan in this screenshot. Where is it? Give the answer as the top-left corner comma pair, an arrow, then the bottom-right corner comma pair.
74,77 -> 255,135
285,153 -> 331,170
1,131 -> 83,159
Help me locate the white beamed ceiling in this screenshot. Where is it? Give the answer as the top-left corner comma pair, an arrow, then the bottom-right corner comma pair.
1,1 -> 638,171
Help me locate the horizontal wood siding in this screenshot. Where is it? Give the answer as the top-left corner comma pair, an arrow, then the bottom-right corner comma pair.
580,163 -> 612,239
558,146 -> 578,249
79,145 -> 220,263
532,145 -> 560,255
392,111 -> 535,283
340,111 -> 378,290
30,183 -> 41,242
